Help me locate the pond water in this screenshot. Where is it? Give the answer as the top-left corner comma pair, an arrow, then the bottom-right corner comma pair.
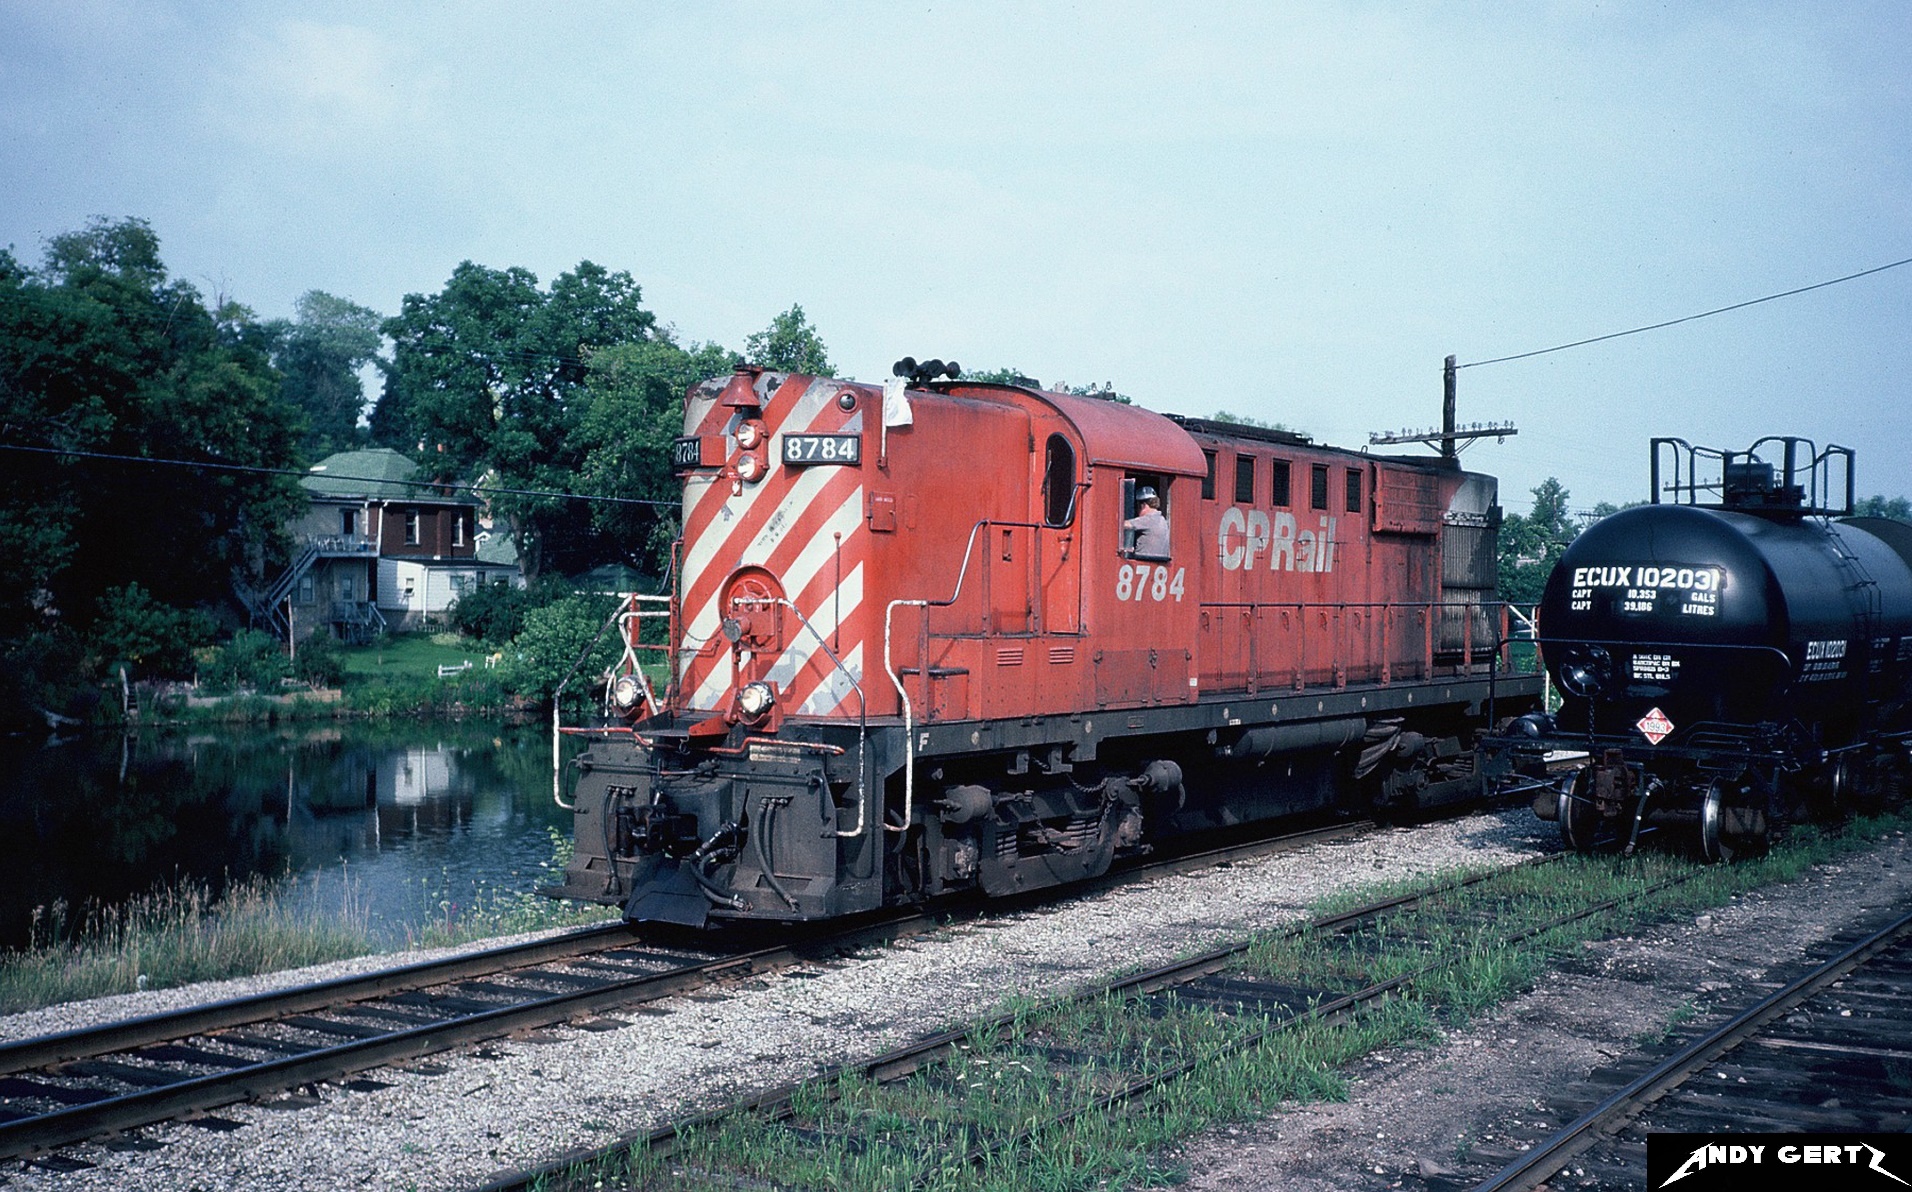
0,720 -> 584,950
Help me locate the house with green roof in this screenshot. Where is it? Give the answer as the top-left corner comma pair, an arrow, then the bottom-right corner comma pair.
244,448 -> 523,641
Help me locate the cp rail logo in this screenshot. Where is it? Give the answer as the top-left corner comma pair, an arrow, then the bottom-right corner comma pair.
1648,1133 -> 1912,1188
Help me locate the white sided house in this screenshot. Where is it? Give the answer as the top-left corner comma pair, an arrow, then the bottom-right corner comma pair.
250,449 -> 523,641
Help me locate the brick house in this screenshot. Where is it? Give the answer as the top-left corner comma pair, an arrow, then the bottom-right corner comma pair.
248,449 -> 523,641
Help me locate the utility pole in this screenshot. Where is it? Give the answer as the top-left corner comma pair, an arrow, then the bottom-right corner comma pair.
1367,354 -> 1517,456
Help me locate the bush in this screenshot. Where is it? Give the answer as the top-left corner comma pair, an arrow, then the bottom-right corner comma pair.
88,583 -> 217,679
0,628 -> 90,731
293,630 -> 345,687
198,628 -> 292,692
500,592 -> 626,711
450,580 -> 533,644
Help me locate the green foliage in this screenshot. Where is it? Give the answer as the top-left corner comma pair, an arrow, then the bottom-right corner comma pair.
962,366 -> 1040,386
0,218 -> 304,688
198,628 -> 293,692
87,582 -> 217,679
499,592 -> 626,710
449,579 -> 541,644
1497,477 -> 1577,605
0,628 -> 89,727
264,289 -> 384,456
372,259 -> 662,579
1210,409 -> 1298,433
1583,498 -> 1644,523
743,304 -> 833,375
1855,494 -> 1912,521
573,339 -> 738,573
959,366 -> 1135,403
292,630 -> 345,687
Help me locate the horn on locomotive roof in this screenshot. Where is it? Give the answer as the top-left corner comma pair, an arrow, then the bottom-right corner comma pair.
892,357 -> 963,384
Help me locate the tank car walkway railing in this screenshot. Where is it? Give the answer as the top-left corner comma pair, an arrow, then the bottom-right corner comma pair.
1194,598 -> 1532,694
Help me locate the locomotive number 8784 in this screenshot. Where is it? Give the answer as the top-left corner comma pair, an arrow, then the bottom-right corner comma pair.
548,361 -> 1545,926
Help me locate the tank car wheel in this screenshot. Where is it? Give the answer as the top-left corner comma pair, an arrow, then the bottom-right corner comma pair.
1558,768 -> 1599,852
1699,777 -> 1769,863
1698,779 -> 1730,863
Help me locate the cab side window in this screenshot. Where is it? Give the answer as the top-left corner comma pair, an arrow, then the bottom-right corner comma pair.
1043,434 -> 1078,527
1119,474 -> 1171,561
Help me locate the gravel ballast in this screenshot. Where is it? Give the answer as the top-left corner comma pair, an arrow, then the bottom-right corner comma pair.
1169,827 -> 1912,1190
3,810 -> 1554,1190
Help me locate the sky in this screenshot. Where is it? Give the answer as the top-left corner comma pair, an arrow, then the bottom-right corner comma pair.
3,1 -> 1907,514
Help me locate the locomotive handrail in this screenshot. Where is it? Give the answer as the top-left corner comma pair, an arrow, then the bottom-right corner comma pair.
731,594 -> 872,840
884,517 -> 1047,835
1195,597 -> 1537,685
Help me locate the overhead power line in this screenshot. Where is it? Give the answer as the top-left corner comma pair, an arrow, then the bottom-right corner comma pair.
1457,254 -> 1912,370
0,442 -> 678,508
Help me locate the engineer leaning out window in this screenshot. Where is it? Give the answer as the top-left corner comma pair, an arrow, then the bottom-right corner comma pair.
1120,477 -> 1171,561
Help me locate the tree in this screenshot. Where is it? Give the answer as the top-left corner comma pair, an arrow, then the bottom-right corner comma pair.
1210,409 -> 1299,434
961,367 -> 1133,403
743,304 -> 833,375
266,290 -> 383,457
0,218 -> 304,640
572,339 -> 739,575
373,260 -> 660,578
1497,478 -> 1577,606
1854,494 -> 1912,521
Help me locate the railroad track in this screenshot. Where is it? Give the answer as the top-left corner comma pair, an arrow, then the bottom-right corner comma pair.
1473,904 -> 1912,1192
478,849 -> 1676,1192
0,815 -> 1384,1167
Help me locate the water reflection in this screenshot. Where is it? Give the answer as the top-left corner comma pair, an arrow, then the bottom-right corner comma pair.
0,722 -> 578,949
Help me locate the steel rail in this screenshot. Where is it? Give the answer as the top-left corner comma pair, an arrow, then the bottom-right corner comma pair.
1472,904 -> 1912,1192
473,847 -> 1572,1192
0,922 -> 641,1078
0,818 -> 1369,1162
944,865 -> 1697,1173
0,913 -> 938,1162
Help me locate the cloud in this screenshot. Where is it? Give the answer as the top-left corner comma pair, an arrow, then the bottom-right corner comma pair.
218,19 -> 446,154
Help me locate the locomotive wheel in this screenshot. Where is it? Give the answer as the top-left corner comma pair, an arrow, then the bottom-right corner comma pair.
1558,768 -> 1599,852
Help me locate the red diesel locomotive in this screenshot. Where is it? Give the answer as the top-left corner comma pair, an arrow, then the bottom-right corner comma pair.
550,363 -> 1545,925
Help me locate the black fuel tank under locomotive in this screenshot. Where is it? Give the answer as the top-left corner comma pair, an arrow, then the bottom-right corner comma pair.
1492,437 -> 1912,860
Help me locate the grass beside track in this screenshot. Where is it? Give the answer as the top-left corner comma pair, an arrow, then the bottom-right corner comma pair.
0,833 -> 615,1016
545,812 -> 1912,1192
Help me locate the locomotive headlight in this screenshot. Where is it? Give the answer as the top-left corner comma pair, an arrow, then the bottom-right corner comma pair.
610,674 -> 643,711
734,420 -> 765,450
735,453 -> 764,483
1556,644 -> 1613,699
737,681 -> 776,719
